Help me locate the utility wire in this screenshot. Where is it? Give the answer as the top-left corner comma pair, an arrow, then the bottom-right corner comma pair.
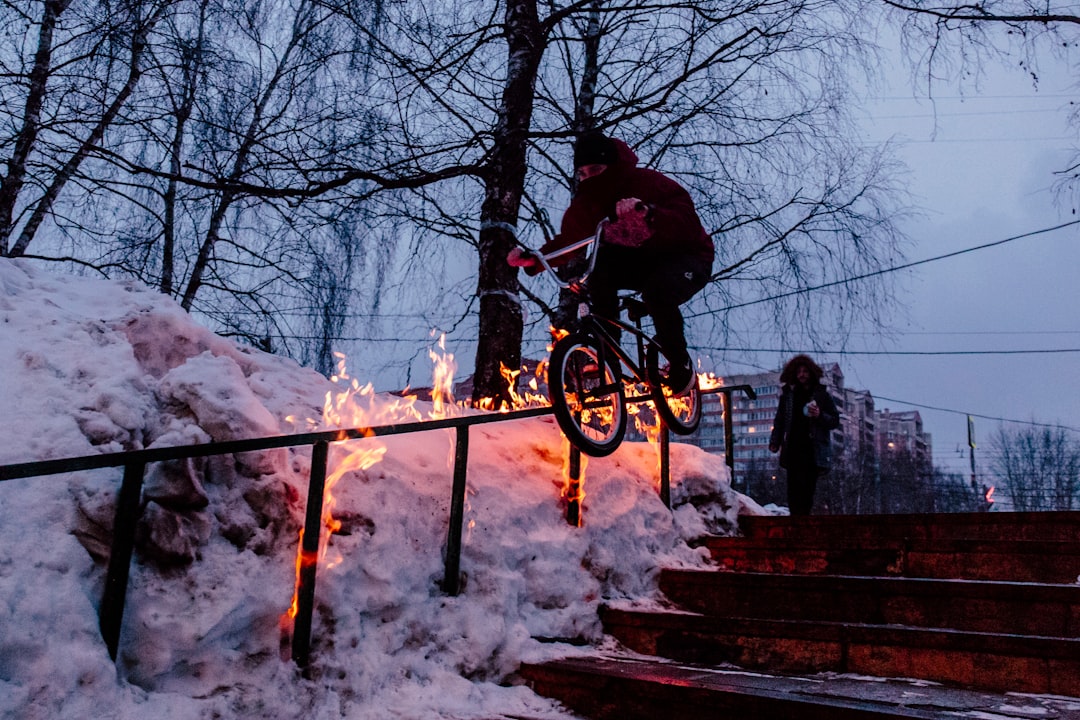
870,394 -> 1080,435
689,219 -> 1080,318
701,358 -> 1080,436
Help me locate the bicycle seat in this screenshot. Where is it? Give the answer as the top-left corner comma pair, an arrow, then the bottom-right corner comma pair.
620,294 -> 649,322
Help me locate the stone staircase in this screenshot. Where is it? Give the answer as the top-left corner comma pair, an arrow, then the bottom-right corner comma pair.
519,511 -> 1080,719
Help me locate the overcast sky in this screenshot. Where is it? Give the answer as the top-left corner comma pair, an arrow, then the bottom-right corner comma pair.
728,39 -> 1080,479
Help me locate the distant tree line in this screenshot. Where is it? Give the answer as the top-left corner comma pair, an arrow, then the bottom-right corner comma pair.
990,425 -> 1080,511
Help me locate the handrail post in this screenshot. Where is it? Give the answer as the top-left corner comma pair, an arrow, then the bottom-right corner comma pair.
100,460 -> 146,661
722,391 -> 736,486
718,385 -> 757,492
442,426 -> 469,595
566,444 -> 582,527
291,440 -> 328,668
659,422 -> 671,508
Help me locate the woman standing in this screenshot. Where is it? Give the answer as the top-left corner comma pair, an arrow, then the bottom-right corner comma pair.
768,355 -> 841,515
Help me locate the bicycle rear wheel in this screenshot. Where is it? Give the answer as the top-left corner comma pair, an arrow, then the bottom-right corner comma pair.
549,333 -> 627,457
646,343 -> 702,435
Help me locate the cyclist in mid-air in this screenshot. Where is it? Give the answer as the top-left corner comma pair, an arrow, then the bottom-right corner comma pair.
508,130 -> 714,395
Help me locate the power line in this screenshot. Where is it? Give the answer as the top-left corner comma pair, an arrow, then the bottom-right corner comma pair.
869,93 -> 1077,101
872,135 -> 1073,144
702,358 -> 1079,440
692,219 -> 1080,317
870,394 -> 1080,435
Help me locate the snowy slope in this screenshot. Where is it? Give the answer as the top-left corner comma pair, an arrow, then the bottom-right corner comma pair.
0,258 -> 758,720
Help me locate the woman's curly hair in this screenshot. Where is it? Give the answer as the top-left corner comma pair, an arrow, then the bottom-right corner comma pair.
779,354 -> 824,386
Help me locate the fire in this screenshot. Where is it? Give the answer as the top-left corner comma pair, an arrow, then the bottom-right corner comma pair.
473,360 -> 550,411
985,486 -> 996,504
282,339 -> 463,627
697,369 -> 723,392
284,531 -> 318,619
630,368 -> 718,482
562,438 -> 587,526
428,333 -> 458,418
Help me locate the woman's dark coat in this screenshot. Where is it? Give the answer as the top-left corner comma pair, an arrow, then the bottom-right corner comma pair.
769,383 -> 841,471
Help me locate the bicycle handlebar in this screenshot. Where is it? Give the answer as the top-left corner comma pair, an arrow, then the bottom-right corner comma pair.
526,219 -> 607,290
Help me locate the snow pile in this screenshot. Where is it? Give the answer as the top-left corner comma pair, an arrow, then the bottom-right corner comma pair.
0,258 -> 757,719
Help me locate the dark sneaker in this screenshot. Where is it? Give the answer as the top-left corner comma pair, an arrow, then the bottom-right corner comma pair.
666,360 -> 695,397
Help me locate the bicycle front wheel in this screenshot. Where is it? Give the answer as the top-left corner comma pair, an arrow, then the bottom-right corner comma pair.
549,333 -> 627,457
646,344 -> 702,435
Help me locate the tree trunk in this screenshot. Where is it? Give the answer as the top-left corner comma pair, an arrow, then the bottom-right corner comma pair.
9,3 -> 163,258
0,0 -> 71,256
471,0 -> 544,405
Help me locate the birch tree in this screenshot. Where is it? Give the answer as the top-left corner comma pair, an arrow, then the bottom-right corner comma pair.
0,0 -> 171,257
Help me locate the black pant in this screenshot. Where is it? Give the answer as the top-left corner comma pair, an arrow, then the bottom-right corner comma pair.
585,246 -> 711,366
785,464 -> 820,516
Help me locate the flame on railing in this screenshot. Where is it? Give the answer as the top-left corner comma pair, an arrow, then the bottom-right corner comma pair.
473,361 -> 549,412
632,368 -> 721,480
428,333 -> 458,419
284,531 -> 317,620
561,438 -> 587,517
282,338 -> 466,624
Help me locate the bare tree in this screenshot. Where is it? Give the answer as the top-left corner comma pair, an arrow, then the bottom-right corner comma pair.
991,424 -> 1080,511
0,0 -> 171,257
821,440 -> 881,514
2,0 -> 912,403
931,467 -> 991,513
323,0 -> 910,401
56,0 -> 385,363
877,444 -> 936,513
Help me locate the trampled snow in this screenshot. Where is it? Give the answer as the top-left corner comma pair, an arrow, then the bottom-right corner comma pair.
0,258 -> 761,719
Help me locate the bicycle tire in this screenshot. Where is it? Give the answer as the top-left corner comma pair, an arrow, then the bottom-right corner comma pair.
646,343 -> 702,435
549,333 -> 627,457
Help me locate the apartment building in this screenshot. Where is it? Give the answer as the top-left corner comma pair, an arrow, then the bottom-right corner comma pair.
876,408 -> 933,468
685,363 -> 930,487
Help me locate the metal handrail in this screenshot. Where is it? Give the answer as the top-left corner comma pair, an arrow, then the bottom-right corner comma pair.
0,406 -> 552,481
0,383 -> 753,669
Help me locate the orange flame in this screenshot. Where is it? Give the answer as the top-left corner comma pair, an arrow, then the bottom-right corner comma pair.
630,367 -> 718,483
285,529 -> 319,619
561,439 -> 587,526
282,340 -> 462,625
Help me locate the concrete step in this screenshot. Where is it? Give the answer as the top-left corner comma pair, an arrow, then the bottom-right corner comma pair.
700,536 -> 1080,583
737,511 -> 1080,544
600,605 -> 1080,696
659,569 -> 1080,636
518,654 -> 1080,720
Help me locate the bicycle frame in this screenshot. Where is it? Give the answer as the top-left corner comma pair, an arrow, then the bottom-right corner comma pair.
526,220 -> 659,386
576,308 -> 653,386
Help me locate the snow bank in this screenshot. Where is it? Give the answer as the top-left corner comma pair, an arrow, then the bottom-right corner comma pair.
0,258 -> 754,719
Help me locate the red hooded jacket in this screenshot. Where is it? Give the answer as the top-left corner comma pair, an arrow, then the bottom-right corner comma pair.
532,138 -> 714,273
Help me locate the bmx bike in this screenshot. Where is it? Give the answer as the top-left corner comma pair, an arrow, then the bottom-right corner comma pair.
527,220 -> 702,457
